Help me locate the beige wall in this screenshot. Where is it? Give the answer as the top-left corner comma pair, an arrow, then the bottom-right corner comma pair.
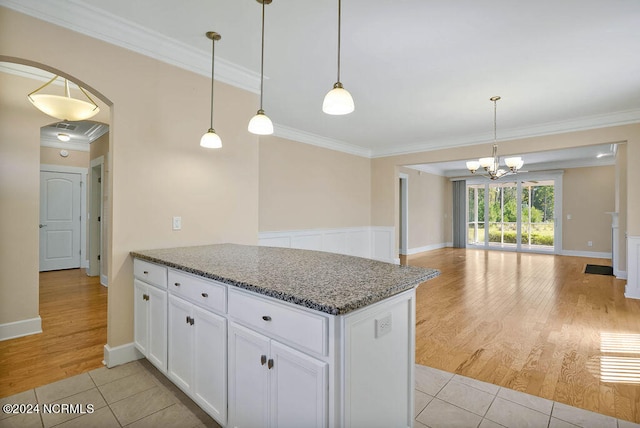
399,167 -> 452,250
0,72 -> 42,325
1,7 -> 259,347
259,136 -> 371,231
40,146 -> 90,167
562,166 -> 615,253
615,144 -> 627,272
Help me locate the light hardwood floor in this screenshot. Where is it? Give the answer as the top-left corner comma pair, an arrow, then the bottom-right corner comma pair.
407,248 -> 640,424
0,269 -> 107,398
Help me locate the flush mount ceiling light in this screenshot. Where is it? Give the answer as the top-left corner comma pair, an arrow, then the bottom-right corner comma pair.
466,96 -> 524,180
57,133 -> 71,142
323,0 -> 354,115
27,75 -> 100,121
248,0 -> 274,135
200,31 -> 223,149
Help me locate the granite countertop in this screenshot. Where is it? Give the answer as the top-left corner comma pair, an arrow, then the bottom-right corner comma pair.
131,244 -> 439,315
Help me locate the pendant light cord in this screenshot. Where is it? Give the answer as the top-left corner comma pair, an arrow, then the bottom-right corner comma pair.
259,0 -> 266,111
209,36 -> 216,130
336,0 -> 342,83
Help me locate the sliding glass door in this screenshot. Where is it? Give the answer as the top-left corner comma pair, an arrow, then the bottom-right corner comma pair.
466,174 -> 561,253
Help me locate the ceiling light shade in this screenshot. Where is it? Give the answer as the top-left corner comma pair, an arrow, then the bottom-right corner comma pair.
249,0 -> 274,136
248,109 -> 274,135
200,129 -> 222,148
57,133 -> 71,142
323,0 -> 354,115
466,96 -> 524,180
323,82 -> 354,115
28,76 -> 99,121
466,161 -> 480,173
201,31 -> 223,148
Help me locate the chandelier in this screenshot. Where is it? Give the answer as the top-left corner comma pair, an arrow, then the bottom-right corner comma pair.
466,96 -> 523,180
27,75 -> 100,121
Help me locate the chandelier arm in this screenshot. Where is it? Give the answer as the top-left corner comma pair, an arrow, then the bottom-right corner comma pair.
27,75 -> 59,99
77,85 -> 100,110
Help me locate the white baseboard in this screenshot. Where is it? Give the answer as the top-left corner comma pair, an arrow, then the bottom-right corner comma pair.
561,250 -> 612,259
405,242 -> 451,255
100,274 -> 108,287
626,236 -> 640,300
103,342 -> 144,368
0,316 -> 42,341
259,226 -> 397,264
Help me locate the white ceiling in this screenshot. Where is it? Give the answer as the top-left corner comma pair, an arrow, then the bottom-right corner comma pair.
3,0 -> 639,173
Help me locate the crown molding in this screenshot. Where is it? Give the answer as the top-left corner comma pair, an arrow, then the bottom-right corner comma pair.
371,108 -> 640,158
0,0 -> 261,94
273,124 -> 372,158
40,137 -> 90,152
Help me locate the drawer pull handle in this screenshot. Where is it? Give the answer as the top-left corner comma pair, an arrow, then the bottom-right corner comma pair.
186,316 -> 190,324
143,271 -> 149,275
268,358 -> 274,369
262,316 -> 272,322
174,282 -> 181,287
201,293 -> 208,298
261,355 -> 267,365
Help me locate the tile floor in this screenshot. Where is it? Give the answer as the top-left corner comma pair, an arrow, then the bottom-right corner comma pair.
1,361 -> 639,428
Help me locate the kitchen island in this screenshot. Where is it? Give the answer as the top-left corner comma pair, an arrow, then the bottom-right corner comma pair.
131,244 -> 439,428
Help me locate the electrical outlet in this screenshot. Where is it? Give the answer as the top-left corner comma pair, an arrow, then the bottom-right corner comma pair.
375,313 -> 392,338
587,240 -> 593,247
172,216 -> 182,230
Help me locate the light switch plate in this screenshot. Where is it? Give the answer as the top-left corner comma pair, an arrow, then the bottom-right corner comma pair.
375,313 -> 392,338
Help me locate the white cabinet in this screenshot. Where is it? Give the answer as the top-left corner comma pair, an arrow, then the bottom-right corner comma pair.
228,322 -> 327,428
133,259 -> 168,373
167,291 -> 227,425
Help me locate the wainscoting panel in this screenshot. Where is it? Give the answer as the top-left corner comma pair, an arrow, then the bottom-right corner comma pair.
626,235 -> 640,299
258,227 -> 396,264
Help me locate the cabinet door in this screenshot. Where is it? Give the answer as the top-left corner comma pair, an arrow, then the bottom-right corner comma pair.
270,341 -> 328,428
133,280 -> 149,356
168,295 -> 193,391
147,284 -> 168,373
193,306 -> 227,425
228,322 -> 270,428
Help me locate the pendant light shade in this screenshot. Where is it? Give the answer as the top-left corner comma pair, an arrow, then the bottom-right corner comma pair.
249,0 -> 274,135
28,76 -> 100,121
248,109 -> 274,135
323,82 -> 354,115
323,0 -> 354,115
201,31 -> 222,149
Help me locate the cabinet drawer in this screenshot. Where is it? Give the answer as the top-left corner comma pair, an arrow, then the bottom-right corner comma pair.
168,269 -> 227,314
134,259 -> 167,289
228,289 -> 328,356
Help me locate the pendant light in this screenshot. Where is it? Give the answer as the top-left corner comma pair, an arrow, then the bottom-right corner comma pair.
323,0 -> 354,115
466,96 -> 524,180
248,0 -> 274,135
200,31 -> 223,148
28,76 -> 100,121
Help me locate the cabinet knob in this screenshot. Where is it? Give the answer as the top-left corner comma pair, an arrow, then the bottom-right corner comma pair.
174,282 -> 181,287
261,355 -> 267,365
262,315 -> 272,322
268,358 -> 274,370
143,294 -> 149,301
186,315 -> 190,324
201,293 -> 208,298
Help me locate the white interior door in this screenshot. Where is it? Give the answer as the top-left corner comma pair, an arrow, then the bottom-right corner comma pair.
39,170 -> 82,271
